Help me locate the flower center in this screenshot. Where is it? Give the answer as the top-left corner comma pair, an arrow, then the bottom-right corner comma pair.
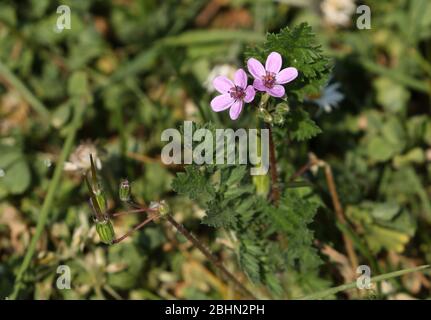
262,72 -> 276,88
229,86 -> 245,101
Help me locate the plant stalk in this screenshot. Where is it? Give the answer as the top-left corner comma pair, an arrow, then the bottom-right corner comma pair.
323,163 -> 359,270
113,216 -> 155,244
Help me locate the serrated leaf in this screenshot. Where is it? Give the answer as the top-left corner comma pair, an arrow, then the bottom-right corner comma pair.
224,166 -> 247,187
285,108 -> 322,141
238,241 -> 264,283
265,189 -> 321,272
172,166 -> 215,203
202,201 -> 237,228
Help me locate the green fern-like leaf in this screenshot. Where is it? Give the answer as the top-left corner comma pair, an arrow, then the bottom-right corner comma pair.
172,165 -> 215,203
285,108 -> 322,141
265,189 -> 322,273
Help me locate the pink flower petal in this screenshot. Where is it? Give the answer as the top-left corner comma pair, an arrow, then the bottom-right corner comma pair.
234,68 -> 247,89
229,100 -> 244,120
267,85 -> 285,98
276,67 -> 298,84
247,58 -> 265,79
244,85 -> 255,103
213,76 -> 234,94
265,52 -> 282,74
253,79 -> 267,92
211,94 -> 234,111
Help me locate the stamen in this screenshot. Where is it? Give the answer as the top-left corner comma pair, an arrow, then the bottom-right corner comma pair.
229,86 -> 246,101
262,72 -> 276,88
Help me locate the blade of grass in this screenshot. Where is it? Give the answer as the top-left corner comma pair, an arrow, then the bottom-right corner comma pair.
161,29 -> 264,46
9,98 -> 86,299
0,59 -> 51,122
410,48 -> 431,78
98,45 -> 161,89
297,265 -> 430,300
336,221 -> 383,294
335,221 -> 382,275
285,181 -> 313,188
361,59 -> 429,94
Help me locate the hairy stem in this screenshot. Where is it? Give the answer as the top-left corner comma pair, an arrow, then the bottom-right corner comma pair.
109,204 -> 257,298
166,215 -> 257,300
113,215 -> 155,244
288,159 -> 317,182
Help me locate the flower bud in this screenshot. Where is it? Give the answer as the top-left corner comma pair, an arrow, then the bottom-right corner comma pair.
158,200 -> 170,217
149,200 -> 170,217
259,93 -> 270,107
275,102 -> 290,114
258,107 -> 273,124
94,188 -> 107,214
96,217 -> 115,245
119,179 -> 131,202
273,113 -> 284,125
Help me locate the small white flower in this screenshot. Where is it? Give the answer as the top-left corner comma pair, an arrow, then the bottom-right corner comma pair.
321,0 -> 356,27
64,141 -> 102,172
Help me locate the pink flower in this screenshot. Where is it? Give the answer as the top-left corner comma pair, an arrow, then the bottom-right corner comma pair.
210,69 -> 255,120
247,52 -> 298,98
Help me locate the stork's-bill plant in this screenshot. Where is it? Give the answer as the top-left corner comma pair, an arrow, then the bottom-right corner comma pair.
88,23 -> 336,298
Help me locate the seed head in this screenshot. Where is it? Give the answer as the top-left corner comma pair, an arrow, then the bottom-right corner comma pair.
119,179 -> 131,202
95,216 -> 115,245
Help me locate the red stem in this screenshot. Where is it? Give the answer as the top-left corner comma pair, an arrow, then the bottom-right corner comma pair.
112,215 -> 156,244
